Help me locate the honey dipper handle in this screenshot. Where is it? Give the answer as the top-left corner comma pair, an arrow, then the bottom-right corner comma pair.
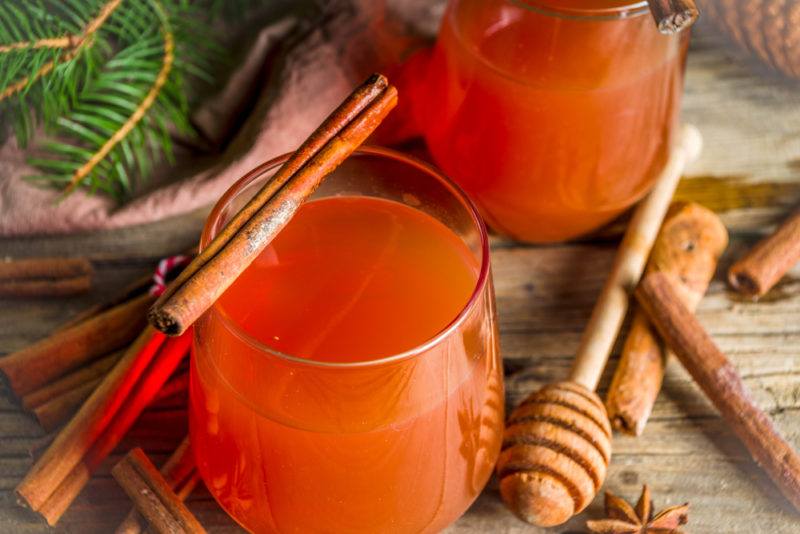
569,124 -> 703,390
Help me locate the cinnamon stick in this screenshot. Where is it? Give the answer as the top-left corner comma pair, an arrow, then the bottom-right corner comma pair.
648,0 -> 699,34
0,292 -> 153,396
728,208 -> 800,298
33,333 -> 192,525
606,203 -> 728,435
32,378 -> 100,432
149,73 -> 398,336
0,257 -> 93,298
116,437 -> 198,534
16,327 -> 166,516
22,350 -> 123,410
112,448 -> 206,534
0,276 -> 92,298
57,272 -> 154,332
635,272 -> 800,512
0,257 -> 92,279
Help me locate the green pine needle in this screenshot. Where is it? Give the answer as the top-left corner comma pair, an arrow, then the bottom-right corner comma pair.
0,0 -> 259,201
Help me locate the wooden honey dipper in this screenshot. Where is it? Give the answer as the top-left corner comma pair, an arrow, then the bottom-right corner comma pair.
496,124 -> 703,527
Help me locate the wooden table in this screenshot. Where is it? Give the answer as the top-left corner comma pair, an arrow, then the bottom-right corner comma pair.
2,30 -> 800,533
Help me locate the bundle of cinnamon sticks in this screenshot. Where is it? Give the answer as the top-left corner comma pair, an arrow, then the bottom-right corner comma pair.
1,282 -> 153,430
601,199 -> 800,513
607,203 -> 800,435
0,254 -> 191,525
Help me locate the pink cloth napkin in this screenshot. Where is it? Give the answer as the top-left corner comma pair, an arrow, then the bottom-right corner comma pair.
0,0 -> 437,236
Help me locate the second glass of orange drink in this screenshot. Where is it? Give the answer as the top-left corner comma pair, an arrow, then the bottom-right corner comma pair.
415,0 -> 689,242
190,147 -> 503,533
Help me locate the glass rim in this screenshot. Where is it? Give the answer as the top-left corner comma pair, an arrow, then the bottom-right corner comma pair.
200,145 -> 492,369
510,0 -> 651,19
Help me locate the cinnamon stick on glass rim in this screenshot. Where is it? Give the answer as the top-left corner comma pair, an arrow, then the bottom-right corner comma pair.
606,202 -> 728,435
148,73 -> 398,336
728,208 -> 800,298
635,272 -> 800,513
648,0 -> 699,34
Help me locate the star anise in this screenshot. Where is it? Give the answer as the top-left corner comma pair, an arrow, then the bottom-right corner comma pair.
586,485 -> 689,534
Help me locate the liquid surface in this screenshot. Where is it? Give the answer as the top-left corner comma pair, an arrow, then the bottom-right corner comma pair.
191,195 -> 503,533
217,195 -> 479,362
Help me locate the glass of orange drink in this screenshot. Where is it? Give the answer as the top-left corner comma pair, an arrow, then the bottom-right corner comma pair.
418,0 -> 689,242
190,147 -> 504,533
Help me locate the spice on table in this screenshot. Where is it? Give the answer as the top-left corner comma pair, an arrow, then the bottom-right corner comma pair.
0,257 -> 93,298
728,207 -> 800,298
116,436 -> 198,534
606,202 -> 728,435
22,350 -> 124,431
148,73 -> 398,336
586,485 -> 689,534
25,331 -> 191,525
112,448 -> 206,534
636,272 -> 800,513
57,271 -> 154,331
14,326 -> 176,524
0,291 -> 153,396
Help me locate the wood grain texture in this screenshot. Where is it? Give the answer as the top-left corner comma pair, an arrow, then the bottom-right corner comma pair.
1,29 -> 800,534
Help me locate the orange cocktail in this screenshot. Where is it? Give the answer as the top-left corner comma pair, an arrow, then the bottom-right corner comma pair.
190,148 -> 503,533
419,0 -> 688,242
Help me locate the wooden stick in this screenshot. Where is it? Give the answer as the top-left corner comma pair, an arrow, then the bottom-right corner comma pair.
0,276 -> 92,298
728,208 -> 800,298
149,73 -> 398,336
0,257 -> 92,280
22,350 -> 123,410
116,437 -> 197,534
16,327 -> 165,514
636,272 -> 800,512
0,257 -> 93,298
35,333 -> 192,525
648,0 -> 699,34
58,272 -> 154,332
606,202 -> 728,435
569,124 -> 702,390
112,448 -> 206,534
32,378 -> 100,432
0,292 -> 153,396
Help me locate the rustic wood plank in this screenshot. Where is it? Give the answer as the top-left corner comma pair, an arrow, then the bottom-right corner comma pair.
1,26 -> 800,534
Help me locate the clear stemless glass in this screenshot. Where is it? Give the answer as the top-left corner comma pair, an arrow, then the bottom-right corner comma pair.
420,0 -> 689,243
190,147 -> 504,533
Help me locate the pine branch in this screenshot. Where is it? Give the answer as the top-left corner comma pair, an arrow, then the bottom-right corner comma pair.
64,0 -> 173,193
0,35 -> 76,53
0,0 -> 262,200
0,0 -> 120,101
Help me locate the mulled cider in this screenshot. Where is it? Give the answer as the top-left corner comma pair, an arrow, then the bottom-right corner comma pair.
418,0 -> 689,242
190,148 -> 503,533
